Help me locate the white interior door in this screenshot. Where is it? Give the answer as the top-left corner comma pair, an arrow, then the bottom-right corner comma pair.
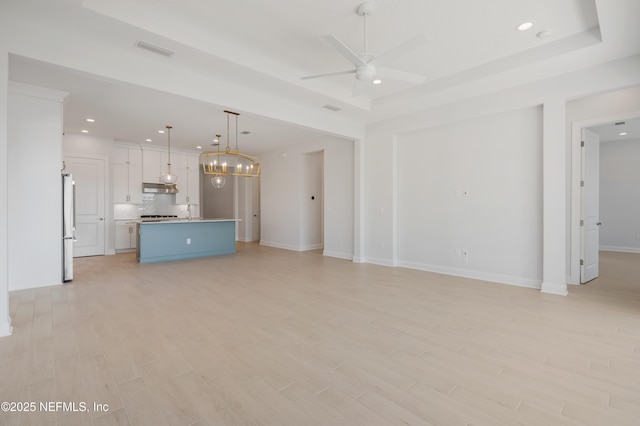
64,156 -> 106,257
580,129 -> 600,283
252,178 -> 260,241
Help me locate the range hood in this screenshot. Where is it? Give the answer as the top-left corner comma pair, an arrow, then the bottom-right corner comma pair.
143,182 -> 178,193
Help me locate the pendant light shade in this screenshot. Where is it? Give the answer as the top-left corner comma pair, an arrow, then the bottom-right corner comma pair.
210,175 -> 227,189
160,125 -> 178,184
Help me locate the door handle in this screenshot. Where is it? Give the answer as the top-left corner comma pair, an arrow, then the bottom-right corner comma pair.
98,218 -> 104,221
596,222 -> 602,226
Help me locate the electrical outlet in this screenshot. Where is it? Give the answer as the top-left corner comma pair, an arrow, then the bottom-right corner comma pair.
463,257 -> 469,265
186,238 -> 191,245
636,233 -> 640,241
455,248 -> 461,257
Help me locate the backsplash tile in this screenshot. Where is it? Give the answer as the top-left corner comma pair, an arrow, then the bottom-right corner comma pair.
114,194 -> 195,219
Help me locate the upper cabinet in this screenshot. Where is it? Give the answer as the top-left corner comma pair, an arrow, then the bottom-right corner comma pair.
142,149 -> 162,183
175,154 -> 201,205
113,147 -> 143,204
141,148 -> 200,204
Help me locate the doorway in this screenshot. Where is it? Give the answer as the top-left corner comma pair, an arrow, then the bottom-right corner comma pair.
63,156 -> 106,257
572,115 -> 640,284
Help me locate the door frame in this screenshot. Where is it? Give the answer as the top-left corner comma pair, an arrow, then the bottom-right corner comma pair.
63,152 -> 112,255
569,111 -> 640,285
580,128 -> 600,283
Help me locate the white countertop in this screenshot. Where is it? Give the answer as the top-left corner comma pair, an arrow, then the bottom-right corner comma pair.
137,218 -> 238,225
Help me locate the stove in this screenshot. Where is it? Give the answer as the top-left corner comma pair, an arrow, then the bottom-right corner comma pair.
140,215 -> 178,222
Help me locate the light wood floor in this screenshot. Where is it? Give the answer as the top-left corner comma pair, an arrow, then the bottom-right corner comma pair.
1,244 -> 639,425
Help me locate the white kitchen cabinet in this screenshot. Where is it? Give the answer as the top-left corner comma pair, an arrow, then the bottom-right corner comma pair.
115,222 -> 137,250
113,147 -> 143,204
175,154 -> 200,205
142,149 -> 162,183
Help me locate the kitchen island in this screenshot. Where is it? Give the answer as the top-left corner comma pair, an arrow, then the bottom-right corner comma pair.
136,219 -> 236,264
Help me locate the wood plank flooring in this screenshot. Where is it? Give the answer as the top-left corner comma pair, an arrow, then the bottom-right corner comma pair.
1,244 -> 638,425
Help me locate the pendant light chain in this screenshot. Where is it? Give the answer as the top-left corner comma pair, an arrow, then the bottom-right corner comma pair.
235,114 -> 239,151
166,125 -> 172,170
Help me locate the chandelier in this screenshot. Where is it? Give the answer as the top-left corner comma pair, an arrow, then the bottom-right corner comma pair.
201,110 -> 260,188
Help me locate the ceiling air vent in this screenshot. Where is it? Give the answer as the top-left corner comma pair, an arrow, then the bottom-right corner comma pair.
323,104 -> 342,112
135,40 -> 175,57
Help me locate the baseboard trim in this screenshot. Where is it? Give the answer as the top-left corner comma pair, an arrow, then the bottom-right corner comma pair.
365,257 -> 395,267
541,281 -> 568,296
260,240 -> 299,251
300,244 -> 323,252
323,250 -> 353,261
600,246 -> 640,254
259,240 -> 322,252
396,260 -> 542,290
9,281 -> 63,292
0,318 -> 12,337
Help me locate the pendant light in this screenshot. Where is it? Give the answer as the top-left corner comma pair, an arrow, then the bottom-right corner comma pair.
208,133 -> 227,189
211,174 -> 226,189
160,125 -> 178,184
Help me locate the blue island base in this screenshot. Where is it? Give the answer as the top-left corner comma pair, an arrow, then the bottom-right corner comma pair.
136,220 -> 236,264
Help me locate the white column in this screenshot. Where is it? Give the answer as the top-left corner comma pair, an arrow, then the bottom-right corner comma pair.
541,99 -> 568,296
353,138 -> 365,263
0,49 -> 12,336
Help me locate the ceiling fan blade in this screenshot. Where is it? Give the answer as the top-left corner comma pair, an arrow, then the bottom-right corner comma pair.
375,34 -> 428,65
323,34 -> 368,67
377,67 -> 426,85
352,79 -> 367,97
300,69 -> 356,80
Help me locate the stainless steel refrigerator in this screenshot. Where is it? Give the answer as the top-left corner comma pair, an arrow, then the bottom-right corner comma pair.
62,173 -> 76,282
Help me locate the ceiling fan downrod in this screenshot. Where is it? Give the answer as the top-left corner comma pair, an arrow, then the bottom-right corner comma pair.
357,2 -> 376,55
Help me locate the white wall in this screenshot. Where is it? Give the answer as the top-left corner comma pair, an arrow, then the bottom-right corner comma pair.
0,50 -> 11,336
396,107 -> 543,287
8,83 -> 66,291
261,139 -> 354,259
599,139 -> 640,253
363,57 -> 640,293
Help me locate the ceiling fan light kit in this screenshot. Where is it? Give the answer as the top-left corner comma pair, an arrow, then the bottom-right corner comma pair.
301,1 -> 427,96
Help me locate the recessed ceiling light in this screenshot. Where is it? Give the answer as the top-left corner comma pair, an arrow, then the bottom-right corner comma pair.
196,145 -> 202,149
536,29 -> 553,39
85,118 -> 95,122
517,22 -> 534,31
372,79 -> 382,85
619,132 -> 628,136
81,130 -> 89,133
323,104 -> 342,112
158,130 -> 165,134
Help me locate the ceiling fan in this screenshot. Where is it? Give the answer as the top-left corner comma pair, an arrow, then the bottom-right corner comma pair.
301,2 -> 428,96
